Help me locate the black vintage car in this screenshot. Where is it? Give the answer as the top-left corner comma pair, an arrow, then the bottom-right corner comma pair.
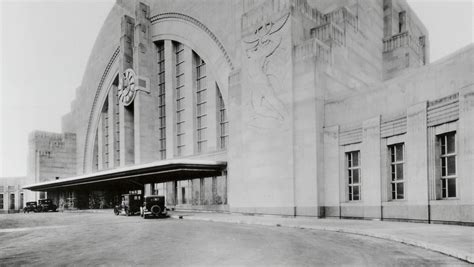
37,199 -> 57,212
140,195 -> 168,219
114,194 -> 142,216
23,201 -> 38,213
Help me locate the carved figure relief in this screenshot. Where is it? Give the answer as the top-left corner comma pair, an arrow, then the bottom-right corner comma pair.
243,13 -> 290,128
118,68 -> 137,106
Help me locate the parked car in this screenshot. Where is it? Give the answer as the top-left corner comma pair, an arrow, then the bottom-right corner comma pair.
114,193 -> 142,216
23,201 -> 38,213
37,199 -> 57,212
140,195 -> 168,219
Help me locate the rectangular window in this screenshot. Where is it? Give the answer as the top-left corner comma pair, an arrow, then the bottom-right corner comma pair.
10,193 -> 15,210
398,11 -> 406,33
196,57 -> 207,153
175,43 -> 185,156
115,87 -> 120,165
20,193 -> 24,209
347,151 -> 361,201
439,132 -> 456,198
389,143 -> 405,200
181,187 -> 186,204
0,194 -> 3,209
152,183 -> 159,196
157,42 -> 166,159
104,111 -> 109,167
217,88 -> 228,150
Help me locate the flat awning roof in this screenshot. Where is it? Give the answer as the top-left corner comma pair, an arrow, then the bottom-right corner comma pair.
23,159 -> 227,191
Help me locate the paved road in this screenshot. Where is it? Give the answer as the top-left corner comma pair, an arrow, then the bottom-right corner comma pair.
0,212 -> 468,266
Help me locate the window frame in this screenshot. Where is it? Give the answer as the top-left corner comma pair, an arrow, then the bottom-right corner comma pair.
388,143 -> 405,200
157,42 -> 166,159
195,57 -> 207,153
438,131 -> 457,199
175,43 -> 186,156
346,150 -> 361,202
217,88 -> 228,150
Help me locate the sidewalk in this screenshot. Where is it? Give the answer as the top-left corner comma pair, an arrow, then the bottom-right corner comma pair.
169,211 -> 474,263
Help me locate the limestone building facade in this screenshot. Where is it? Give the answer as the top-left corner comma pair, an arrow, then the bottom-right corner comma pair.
25,0 -> 473,224
0,177 -> 32,213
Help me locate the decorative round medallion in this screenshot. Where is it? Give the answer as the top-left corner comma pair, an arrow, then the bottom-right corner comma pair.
118,68 -> 137,106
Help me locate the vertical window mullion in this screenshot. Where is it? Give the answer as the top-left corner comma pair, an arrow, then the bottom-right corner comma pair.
157,43 -> 166,159
389,144 -> 404,200
196,57 -> 207,153
439,132 -> 456,199
347,151 -> 360,201
217,88 -> 228,150
175,43 -> 185,156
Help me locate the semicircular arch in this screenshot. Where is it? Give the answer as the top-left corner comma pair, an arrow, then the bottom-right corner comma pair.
150,12 -> 234,106
83,47 -> 120,173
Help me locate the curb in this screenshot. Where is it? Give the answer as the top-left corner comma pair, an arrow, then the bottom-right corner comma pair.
170,214 -> 473,264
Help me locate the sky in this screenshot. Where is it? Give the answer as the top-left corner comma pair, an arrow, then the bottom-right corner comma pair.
0,0 -> 473,177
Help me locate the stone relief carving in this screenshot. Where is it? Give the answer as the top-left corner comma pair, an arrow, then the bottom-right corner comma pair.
243,13 -> 290,128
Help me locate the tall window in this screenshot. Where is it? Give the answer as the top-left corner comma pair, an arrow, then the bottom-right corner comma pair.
102,102 -> 109,168
439,132 -> 456,198
175,43 -> 185,156
153,183 -> 164,196
347,151 -> 361,201
9,194 -> 15,210
389,143 -> 404,200
114,83 -> 120,166
157,43 -> 166,159
93,133 -> 99,171
20,193 -> 24,209
217,88 -> 228,150
0,194 -> 3,209
196,57 -> 207,153
398,11 -> 406,33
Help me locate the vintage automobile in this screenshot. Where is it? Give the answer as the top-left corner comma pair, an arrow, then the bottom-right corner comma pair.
37,199 -> 57,212
114,193 -> 142,216
140,195 -> 168,219
23,201 -> 38,213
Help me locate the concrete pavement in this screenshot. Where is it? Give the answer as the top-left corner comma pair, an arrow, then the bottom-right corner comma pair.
169,211 -> 474,263
3,212 -> 466,266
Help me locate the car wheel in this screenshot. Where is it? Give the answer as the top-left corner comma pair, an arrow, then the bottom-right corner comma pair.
150,205 -> 161,216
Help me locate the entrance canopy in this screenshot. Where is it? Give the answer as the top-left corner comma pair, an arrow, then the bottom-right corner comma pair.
23,159 -> 227,191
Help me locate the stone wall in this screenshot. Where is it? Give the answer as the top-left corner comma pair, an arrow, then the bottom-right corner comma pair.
27,131 -> 77,200
0,177 -> 31,213
323,45 -> 474,223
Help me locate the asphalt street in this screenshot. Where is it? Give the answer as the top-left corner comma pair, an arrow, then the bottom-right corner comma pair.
0,212 -> 468,266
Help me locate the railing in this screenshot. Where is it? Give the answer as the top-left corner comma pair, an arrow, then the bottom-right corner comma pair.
310,22 -> 345,46
294,37 -> 331,63
383,31 -> 423,59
